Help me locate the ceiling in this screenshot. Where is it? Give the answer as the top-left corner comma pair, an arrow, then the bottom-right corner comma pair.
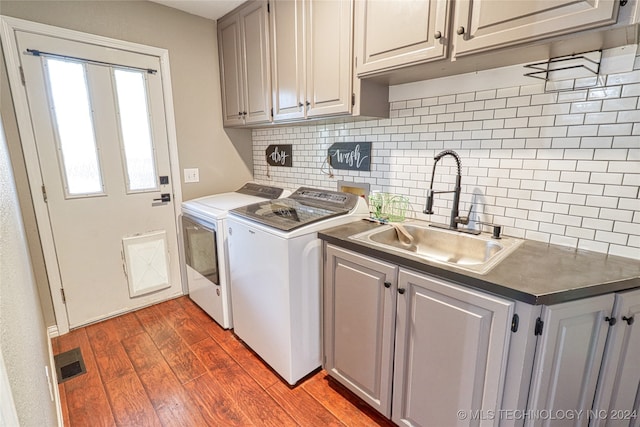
150,0 -> 246,20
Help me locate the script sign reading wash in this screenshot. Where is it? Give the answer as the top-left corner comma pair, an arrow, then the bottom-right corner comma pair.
328,142 -> 371,171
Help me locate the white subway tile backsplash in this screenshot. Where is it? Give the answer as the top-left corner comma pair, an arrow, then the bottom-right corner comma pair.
595,230 -> 628,245
252,47 -> 640,260
602,97 -> 638,111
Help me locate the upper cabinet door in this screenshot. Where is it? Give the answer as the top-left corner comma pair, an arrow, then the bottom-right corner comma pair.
218,14 -> 245,127
453,0 -> 619,57
270,0 -> 306,121
239,1 -> 272,124
305,0 -> 353,118
355,0 -> 449,76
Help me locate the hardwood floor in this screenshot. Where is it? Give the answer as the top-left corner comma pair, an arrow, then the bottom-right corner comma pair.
53,296 -> 396,426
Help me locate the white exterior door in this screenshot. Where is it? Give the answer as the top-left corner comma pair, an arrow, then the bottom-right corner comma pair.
15,30 -> 182,329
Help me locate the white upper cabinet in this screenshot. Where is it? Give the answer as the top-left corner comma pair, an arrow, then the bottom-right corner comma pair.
218,1 -> 271,126
270,0 -> 353,121
355,0 -> 449,76
452,0 -> 620,57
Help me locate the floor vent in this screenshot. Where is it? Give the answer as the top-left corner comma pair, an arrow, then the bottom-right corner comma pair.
54,347 -> 87,383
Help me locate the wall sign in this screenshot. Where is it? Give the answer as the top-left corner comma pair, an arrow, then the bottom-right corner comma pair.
328,142 -> 371,171
266,145 -> 292,167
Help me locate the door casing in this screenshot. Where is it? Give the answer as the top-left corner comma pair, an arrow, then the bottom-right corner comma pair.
0,15 -> 185,335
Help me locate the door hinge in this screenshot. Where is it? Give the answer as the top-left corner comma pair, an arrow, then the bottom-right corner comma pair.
534,317 -> 544,336
352,93 -> 355,107
19,66 -> 25,85
511,313 -> 519,333
620,0 -> 628,6
267,1 -> 270,13
41,184 -> 47,203
270,107 -> 273,117
60,288 -> 66,304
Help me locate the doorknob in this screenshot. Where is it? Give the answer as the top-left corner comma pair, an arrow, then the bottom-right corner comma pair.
153,193 -> 171,203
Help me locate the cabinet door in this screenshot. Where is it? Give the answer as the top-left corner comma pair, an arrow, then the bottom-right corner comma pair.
239,1 -> 271,124
218,14 -> 244,126
270,0 -> 305,121
591,288 -> 640,427
323,245 -> 398,417
305,0 -> 353,117
355,0 -> 449,76
453,0 -> 619,57
392,269 -> 514,427
526,294 -> 615,427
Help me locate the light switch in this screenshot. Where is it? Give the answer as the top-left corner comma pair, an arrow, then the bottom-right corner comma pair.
183,168 -> 199,183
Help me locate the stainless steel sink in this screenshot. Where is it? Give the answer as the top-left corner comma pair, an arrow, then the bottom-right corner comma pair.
350,222 -> 523,274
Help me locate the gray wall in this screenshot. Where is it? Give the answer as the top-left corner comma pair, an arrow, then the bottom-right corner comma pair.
0,0 -> 254,326
0,117 -> 58,426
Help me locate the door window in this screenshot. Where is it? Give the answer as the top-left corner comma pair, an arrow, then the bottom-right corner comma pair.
45,58 -> 104,197
113,69 -> 158,192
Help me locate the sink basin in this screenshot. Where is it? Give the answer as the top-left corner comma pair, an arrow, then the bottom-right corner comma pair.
350,222 -> 523,274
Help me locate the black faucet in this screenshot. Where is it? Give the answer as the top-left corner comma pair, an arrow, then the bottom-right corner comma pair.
424,150 -> 479,234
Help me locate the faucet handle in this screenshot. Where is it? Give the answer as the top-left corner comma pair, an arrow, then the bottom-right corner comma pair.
455,204 -> 473,225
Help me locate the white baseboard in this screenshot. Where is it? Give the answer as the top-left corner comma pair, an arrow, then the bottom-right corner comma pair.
46,325 -> 63,427
47,325 -> 59,339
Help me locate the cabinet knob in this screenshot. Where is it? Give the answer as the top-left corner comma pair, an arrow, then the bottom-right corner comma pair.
457,26 -> 465,35
434,31 -> 442,39
622,315 -> 635,325
398,288 -> 406,294
242,111 -> 247,116
605,316 -> 617,326
306,101 -> 311,107
384,281 -> 391,288
298,102 -> 304,108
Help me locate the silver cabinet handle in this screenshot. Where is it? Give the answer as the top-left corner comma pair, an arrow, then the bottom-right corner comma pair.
434,31 -> 442,39
457,26 -> 465,35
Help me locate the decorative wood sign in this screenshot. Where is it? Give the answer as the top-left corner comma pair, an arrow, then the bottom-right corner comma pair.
328,142 -> 371,171
265,144 -> 292,167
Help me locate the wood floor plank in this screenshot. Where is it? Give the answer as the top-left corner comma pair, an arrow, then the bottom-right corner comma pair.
58,383 -> 70,427
184,371 -> 253,426
138,303 -> 207,384
176,296 -> 233,344
160,298 -> 209,345
56,297 -> 401,427
158,332 -> 207,384
267,379 -> 346,427
191,336 -> 297,427
303,371 -> 396,427
103,372 -> 162,427
122,331 -> 208,426
55,329 -> 116,426
111,311 -> 146,341
85,318 -> 135,383
134,304 -> 175,348
217,333 -> 282,389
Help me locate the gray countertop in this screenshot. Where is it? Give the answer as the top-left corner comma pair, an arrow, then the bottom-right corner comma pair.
318,220 -> 640,305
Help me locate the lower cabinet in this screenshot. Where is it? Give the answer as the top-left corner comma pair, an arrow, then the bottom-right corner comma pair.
323,245 -> 398,416
525,294 -> 615,427
392,269 -> 515,427
323,244 -> 514,425
591,289 -> 640,427
323,243 -> 640,427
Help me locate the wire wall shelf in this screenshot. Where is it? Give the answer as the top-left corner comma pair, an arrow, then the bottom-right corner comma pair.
524,50 -> 603,92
